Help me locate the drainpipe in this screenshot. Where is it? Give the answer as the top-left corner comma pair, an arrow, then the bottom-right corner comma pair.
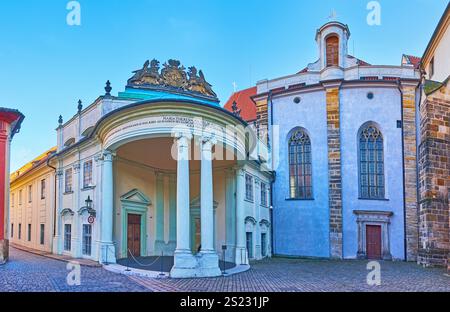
396,80 -> 408,262
267,91 -> 275,256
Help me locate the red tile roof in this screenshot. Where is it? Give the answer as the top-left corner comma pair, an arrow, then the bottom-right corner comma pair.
223,86 -> 257,122
403,54 -> 422,69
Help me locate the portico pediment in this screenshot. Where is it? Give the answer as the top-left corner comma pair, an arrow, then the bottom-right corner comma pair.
120,189 -> 151,206
190,196 -> 218,210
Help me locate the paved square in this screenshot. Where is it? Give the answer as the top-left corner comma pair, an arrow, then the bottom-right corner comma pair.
1,248 -> 449,292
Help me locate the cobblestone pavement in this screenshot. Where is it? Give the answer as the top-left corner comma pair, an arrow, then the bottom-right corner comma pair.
0,248 -> 147,292
1,248 -> 449,292
131,258 -> 450,292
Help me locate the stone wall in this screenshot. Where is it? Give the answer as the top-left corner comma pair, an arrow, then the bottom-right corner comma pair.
326,86 -> 343,259
401,85 -> 419,261
418,84 -> 450,268
255,98 -> 269,144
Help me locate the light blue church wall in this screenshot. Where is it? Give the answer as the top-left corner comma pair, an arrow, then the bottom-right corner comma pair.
272,90 -> 330,258
340,87 -> 405,260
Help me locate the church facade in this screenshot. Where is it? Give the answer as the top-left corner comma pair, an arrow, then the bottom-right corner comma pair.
226,21 -> 422,261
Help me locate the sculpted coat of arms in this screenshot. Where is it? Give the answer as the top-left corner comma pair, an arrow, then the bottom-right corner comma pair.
127,59 -> 217,99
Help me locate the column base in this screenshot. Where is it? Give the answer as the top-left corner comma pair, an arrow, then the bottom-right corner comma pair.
170,251 -> 198,278
235,246 -> 249,265
0,239 -> 9,265
154,240 -> 176,256
99,242 -> 117,264
197,251 -> 221,277
224,244 -> 236,263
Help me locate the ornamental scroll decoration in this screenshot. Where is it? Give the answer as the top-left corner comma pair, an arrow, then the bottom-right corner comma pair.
127,59 -> 218,99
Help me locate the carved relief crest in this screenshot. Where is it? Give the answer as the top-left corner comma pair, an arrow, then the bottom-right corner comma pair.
160,59 -> 188,88
127,59 -> 218,99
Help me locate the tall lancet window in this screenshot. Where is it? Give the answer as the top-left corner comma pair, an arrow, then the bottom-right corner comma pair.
326,35 -> 339,67
289,129 -> 312,199
359,125 -> 385,199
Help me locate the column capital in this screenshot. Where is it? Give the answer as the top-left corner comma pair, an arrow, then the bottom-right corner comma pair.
233,165 -> 245,177
173,131 -> 193,142
102,150 -> 115,162
201,135 -> 217,147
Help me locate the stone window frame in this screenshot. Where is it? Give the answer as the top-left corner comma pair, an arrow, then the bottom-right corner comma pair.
260,182 -> 268,207
40,179 -> 46,200
288,127 -> 313,200
28,185 -> 32,203
83,160 -> 93,189
357,122 -> 386,200
245,174 -> 254,202
354,210 -> 393,260
64,224 -> 72,252
65,168 -> 73,193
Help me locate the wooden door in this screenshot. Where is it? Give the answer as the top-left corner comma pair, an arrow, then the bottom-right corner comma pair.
366,225 -> 382,260
127,214 -> 141,257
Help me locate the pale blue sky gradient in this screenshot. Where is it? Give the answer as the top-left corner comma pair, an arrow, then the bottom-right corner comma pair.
1,0 -> 448,171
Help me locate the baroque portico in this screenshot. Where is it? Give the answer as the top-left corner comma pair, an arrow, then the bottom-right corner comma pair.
44,59 -> 272,278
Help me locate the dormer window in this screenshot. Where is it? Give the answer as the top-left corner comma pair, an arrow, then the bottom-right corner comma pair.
326,35 -> 339,67
64,138 -> 75,148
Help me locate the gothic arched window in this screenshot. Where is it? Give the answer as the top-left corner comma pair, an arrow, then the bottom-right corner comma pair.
359,125 -> 385,199
326,35 -> 339,67
289,130 -> 312,199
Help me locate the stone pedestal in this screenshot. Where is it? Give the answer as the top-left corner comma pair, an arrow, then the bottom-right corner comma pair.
100,242 -> 116,264
197,252 -> 222,277
170,251 -> 198,278
0,239 -> 9,264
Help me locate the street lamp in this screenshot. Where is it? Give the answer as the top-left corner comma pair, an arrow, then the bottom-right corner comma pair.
85,196 -> 96,217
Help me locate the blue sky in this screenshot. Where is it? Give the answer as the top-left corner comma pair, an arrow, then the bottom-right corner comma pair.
1,0 -> 448,171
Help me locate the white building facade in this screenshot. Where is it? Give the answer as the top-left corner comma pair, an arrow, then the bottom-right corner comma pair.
44,61 -> 272,278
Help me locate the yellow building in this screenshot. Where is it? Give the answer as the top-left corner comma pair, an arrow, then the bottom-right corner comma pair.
9,147 -> 56,253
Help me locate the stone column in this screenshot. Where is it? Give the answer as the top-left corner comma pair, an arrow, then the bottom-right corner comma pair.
99,151 -> 116,264
154,172 -> 165,254
199,137 -> 221,277
225,168 -> 236,262
235,167 -> 248,265
170,133 -> 197,278
168,173 -> 177,253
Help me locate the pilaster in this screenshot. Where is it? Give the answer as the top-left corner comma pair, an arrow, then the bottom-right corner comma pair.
324,83 -> 343,259
401,83 -> 420,262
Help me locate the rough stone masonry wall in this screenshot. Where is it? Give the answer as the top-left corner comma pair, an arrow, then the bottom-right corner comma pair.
402,86 -> 419,262
326,87 -> 343,259
418,85 -> 450,268
255,98 -> 269,144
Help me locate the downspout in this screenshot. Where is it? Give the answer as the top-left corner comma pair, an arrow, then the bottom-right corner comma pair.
396,80 -> 408,261
267,91 -> 275,256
